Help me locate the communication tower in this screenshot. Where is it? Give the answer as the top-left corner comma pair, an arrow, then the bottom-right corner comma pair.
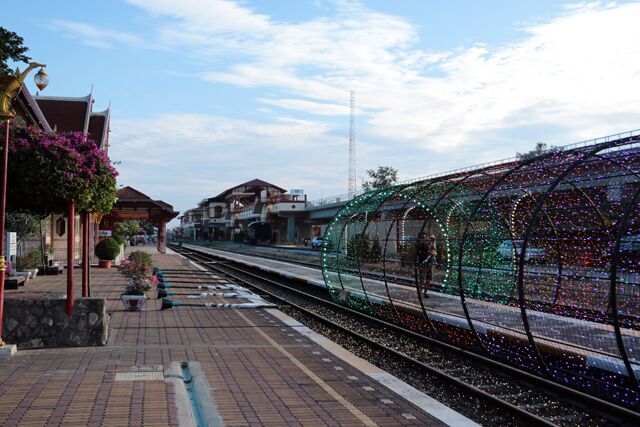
348,90 -> 356,199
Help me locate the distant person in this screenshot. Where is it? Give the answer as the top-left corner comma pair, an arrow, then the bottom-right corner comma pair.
416,233 -> 437,300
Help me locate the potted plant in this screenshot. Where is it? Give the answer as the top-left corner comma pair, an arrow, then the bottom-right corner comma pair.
121,277 -> 152,311
95,237 -> 120,268
113,234 -> 126,248
118,252 -> 157,311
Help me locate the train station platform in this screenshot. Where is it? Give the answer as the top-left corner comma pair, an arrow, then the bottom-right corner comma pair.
181,243 -> 640,382
0,247 -> 476,426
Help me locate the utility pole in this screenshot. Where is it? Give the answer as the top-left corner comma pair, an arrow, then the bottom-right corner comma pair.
348,90 -> 356,199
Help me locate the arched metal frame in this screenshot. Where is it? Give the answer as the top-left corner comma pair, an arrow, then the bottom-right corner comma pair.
321,132 -> 640,408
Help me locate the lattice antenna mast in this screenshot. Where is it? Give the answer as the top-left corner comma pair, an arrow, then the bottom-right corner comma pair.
348,90 -> 356,198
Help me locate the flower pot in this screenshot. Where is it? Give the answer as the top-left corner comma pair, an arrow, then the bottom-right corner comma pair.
99,259 -> 112,269
121,294 -> 147,311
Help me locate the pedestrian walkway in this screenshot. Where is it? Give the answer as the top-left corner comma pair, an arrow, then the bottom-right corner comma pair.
0,247 -> 476,426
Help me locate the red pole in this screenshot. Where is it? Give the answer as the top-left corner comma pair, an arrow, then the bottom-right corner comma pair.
157,221 -> 166,254
0,121 -> 10,343
81,212 -> 88,297
66,201 -> 75,315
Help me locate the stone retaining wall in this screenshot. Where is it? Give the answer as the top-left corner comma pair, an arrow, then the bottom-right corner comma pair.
2,297 -> 109,349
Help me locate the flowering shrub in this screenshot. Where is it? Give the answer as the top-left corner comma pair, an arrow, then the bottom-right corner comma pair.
128,251 -> 153,268
123,278 -> 152,296
118,258 -> 152,280
118,253 -> 157,296
6,124 -> 118,214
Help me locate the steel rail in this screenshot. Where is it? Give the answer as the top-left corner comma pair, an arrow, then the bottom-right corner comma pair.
171,245 -> 640,425
175,247 -> 555,426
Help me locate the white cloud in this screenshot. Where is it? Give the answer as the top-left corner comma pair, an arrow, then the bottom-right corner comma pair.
127,0 -> 271,33
48,20 -> 146,49
120,1 -> 640,152
109,113 -> 346,215
52,1 -> 640,208
259,98 -> 347,116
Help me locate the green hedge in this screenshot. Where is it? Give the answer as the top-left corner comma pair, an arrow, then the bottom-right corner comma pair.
113,235 -> 126,247
95,237 -> 120,260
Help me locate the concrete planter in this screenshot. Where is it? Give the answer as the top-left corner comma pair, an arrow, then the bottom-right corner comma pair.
121,294 -> 146,311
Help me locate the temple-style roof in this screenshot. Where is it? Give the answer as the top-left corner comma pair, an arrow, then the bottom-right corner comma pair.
106,186 -> 179,223
88,108 -> 110,150
14,85 -> 51,131
34,93 -> 93,134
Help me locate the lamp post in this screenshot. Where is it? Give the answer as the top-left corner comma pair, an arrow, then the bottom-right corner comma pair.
0,63 -> 48,346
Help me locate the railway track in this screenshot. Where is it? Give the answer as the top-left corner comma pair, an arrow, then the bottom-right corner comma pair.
169,244 -> 639,426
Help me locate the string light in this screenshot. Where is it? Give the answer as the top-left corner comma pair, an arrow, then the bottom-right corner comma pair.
321,134 -> 640,408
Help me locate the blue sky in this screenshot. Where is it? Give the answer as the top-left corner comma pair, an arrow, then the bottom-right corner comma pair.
3,1 -> 640,226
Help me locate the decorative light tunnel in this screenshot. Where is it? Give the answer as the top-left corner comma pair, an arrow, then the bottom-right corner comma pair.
321,131 -> 640,409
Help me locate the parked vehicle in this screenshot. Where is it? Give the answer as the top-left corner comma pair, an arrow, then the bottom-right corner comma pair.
497,240 -> 546,261
311,236 -> 324,249
619,235 -> 640,252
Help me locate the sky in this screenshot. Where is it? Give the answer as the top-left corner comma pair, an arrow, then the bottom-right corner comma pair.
3,0 -> 640,226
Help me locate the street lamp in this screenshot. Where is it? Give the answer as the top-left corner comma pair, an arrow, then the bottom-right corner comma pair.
0,63 -> 48,347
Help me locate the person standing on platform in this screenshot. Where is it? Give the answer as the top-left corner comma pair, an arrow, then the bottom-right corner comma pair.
416,233 -> 437,301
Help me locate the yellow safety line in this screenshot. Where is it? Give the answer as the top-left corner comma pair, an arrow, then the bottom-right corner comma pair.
236,311 -> 378,427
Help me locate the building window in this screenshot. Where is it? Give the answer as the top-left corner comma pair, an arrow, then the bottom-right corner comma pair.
56,217 -> 66,236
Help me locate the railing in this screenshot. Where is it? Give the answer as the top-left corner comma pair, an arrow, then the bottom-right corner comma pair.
308,128 -> 640,208
267,194 -> 307,204
49,247 -> 98,266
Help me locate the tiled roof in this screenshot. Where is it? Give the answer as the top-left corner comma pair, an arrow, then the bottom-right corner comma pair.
209,178 -> 287,201
241,178 -> 286,192
88,108 -> 110,149
110,186 -> 179,221
154,200 -> 174,210
35,93 -> 92,133
117,186 -> 152,201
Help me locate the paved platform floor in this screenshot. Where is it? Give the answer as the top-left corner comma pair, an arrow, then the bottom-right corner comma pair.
0,248 -> 473,426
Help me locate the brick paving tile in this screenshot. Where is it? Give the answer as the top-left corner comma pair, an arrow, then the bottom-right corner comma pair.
0,249 -> 447,426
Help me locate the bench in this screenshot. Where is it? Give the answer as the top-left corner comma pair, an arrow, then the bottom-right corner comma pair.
6,275 -> 27,290
45,264 -> 64,275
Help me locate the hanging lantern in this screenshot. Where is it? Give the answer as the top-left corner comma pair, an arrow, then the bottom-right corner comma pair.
34,67 -> 49,90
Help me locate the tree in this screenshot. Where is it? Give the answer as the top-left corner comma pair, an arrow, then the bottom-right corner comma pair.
6,211 -> 41,256
0,27 -> 30,75
140,220 -> 155,236
113,220 -> 140,239
346,234 -> 370,262
6,210 -> 48,270
516,142 -> 561,161
361,166 -> 398,191
7,125 -> 118,214
6,211 -> 40,241
369,235 -> 382,263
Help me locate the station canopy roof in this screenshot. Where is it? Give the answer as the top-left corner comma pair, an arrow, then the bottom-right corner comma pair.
204,178 -> 287,204
106,186 -> 179,223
